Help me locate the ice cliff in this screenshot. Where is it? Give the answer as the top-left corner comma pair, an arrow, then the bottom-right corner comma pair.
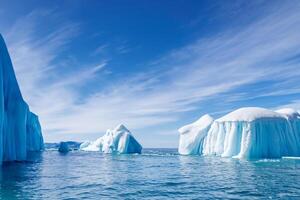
26,112 -> 44,151
178,107 -> 300,159
0,34 -> 44,163
80,124 -> 142,154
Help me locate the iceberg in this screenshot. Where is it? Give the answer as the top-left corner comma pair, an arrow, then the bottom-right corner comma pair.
58,142 -> 70,153
0,34 -> 44,163
179,107 -> 300,159
80,124 -> 142,154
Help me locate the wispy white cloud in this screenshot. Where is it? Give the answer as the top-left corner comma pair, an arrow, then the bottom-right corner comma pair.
92,44 -> 109,56
2,2 -> 300,146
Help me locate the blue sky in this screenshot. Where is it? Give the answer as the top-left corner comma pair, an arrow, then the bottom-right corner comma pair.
1,0 -> 300,147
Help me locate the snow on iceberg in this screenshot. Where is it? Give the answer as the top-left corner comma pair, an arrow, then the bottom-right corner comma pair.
178,114 -> 214,155
276,108 -> 300,120
179,107 -> 300,159
80,124 -> 142,154
0,34 -> 44,163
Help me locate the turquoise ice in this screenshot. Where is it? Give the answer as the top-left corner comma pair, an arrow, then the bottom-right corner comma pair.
58,142 -> 70,153
0,34 -> 44,163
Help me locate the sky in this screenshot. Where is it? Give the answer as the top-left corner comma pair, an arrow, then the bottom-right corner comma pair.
0,0 -> 300,147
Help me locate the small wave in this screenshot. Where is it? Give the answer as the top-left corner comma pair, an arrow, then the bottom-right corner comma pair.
255,159 -> 281,163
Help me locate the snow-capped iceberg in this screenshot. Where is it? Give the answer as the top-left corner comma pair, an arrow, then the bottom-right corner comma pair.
179,107 -> 300,159
80,124 -> 142,154
0,34 -> 44,163
58,142 -> 70,153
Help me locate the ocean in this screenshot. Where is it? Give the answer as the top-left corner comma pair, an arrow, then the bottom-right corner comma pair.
1,148 -> 300,199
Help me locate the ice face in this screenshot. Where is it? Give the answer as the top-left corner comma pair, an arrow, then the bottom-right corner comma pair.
26,112 -> 44,151
0,34 -> 44,163
80,124 -> 142,154
179,107 -> 300,159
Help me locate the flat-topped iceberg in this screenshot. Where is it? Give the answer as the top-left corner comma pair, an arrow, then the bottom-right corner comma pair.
0,34 -> 44,164
179,107 -> 300,159
80,124 -> 142,154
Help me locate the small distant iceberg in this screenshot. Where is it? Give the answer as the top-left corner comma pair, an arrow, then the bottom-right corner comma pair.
58,142 -> 70,153
178,107 -> 300,159
80,124 -> 142,154
0,34 -> 44,164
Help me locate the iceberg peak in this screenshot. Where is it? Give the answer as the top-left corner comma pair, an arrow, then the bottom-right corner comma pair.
179,114 -> 213,135
114,124 -> 129,133
178,114 -> 214,155
192,114 -> 214,126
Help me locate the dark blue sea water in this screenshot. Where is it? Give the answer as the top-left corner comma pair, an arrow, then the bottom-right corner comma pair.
1,148 -> 300,199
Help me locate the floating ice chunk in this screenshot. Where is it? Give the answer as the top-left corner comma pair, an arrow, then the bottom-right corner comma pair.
58,142 -> 70,153
178,114 -> 214,155
81,124 -> 142,154
179,107 -> 300,159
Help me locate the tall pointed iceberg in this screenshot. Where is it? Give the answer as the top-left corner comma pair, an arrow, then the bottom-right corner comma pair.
80,124 -> 142,154
0,34 -> 44,163
179,107 -> 300,159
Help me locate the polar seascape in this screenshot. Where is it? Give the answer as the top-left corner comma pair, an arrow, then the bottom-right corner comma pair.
1,1 -> 300,199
